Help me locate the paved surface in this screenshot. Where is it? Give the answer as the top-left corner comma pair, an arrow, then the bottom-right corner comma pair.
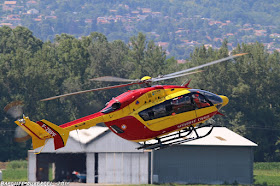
69,183 -> 123,186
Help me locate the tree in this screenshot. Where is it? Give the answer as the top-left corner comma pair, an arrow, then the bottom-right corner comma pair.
128,32 -> 166,79
188,41 -> 280,161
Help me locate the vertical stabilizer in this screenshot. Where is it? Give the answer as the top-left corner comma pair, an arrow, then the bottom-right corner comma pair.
15,116 -> 69,150
37,120 -> 69,150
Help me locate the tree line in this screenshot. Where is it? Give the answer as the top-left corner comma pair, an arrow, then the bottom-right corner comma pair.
0,26 -> 279,162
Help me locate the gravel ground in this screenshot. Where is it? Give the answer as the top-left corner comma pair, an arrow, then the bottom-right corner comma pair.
0,162 -> 8,170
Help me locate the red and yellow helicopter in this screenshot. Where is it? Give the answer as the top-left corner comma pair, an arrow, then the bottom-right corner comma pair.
8,53 -> 246,151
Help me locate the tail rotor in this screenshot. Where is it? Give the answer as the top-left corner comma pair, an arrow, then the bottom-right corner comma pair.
4,101 -> 31,142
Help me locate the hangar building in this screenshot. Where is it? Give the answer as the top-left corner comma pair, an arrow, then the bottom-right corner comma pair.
28,126 -> 257,184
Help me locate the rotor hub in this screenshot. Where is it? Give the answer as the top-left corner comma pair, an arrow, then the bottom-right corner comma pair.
141,76 -> 152,81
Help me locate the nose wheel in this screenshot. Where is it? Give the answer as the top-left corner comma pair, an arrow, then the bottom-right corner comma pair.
138,123 -> 214,150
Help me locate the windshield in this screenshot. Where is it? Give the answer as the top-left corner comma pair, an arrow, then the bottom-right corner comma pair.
189,89 -> 223,105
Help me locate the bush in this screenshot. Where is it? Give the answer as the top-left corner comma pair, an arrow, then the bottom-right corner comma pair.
6,160 -> 27,169
254,162 -> 280,170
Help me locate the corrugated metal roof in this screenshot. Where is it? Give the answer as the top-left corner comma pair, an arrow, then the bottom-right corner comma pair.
69,126 -> 109,144
181,127 -> 257,146
144,127 -> 257,147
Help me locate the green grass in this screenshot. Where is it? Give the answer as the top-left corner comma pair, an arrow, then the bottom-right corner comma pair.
2,169 -> 28,182
254,162 -> 280,186
6,160 -> 27,169
2,160 -> 54,182
254,162 -> 280,170
49,164 -> 53,181
2,160 -> 28,182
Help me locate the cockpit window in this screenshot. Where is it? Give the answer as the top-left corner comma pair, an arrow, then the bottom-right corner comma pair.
191,93 -> 212,108
190,89 -> 223,105
139,93 -> 196,121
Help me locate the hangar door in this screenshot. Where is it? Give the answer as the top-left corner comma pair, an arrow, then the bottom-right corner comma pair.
98,152 -> 149,184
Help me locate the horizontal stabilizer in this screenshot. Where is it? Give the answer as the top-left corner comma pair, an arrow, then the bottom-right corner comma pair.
216,111 -> 225,116
15,116 -> 69,150
32,137 -> 46,149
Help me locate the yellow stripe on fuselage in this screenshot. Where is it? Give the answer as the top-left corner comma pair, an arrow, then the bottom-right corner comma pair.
132,89 -> 196,131
103,88 -> 195,132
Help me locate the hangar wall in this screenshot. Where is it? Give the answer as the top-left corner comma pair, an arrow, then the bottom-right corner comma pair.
97,152 -> 148,184
153,145 -> 254,185
85,130 -> 150,184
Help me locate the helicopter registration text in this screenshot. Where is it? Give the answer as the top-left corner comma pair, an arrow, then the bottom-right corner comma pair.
176,113 -> 211,129
41,124 -> 57,137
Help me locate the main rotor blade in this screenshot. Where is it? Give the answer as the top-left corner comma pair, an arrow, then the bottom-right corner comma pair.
163,53 -> 247,78
90,76 -> 139,82
152,70 -> 203,82
41,82 -> 144,101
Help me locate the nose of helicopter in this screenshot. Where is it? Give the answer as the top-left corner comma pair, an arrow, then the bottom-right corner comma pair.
220,95 -> 229,107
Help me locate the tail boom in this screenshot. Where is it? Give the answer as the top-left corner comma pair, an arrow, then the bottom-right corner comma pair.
14,112 -> 105,151
59,112 -> 105,131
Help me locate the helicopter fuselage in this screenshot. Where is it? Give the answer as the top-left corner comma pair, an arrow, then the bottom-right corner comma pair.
60,85 -> 228,142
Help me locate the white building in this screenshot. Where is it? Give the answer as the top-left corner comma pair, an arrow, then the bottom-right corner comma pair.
28,127 -> 257,184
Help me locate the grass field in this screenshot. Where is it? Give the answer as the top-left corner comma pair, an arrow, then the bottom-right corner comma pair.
1,160 -> 28,182
1,161 -> 280,185
254,162 -> 280,186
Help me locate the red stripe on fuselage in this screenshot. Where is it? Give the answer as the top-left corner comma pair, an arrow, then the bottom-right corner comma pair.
105,111 -> 217,141
101,85 -> 185,113
60,112 -> 104,128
